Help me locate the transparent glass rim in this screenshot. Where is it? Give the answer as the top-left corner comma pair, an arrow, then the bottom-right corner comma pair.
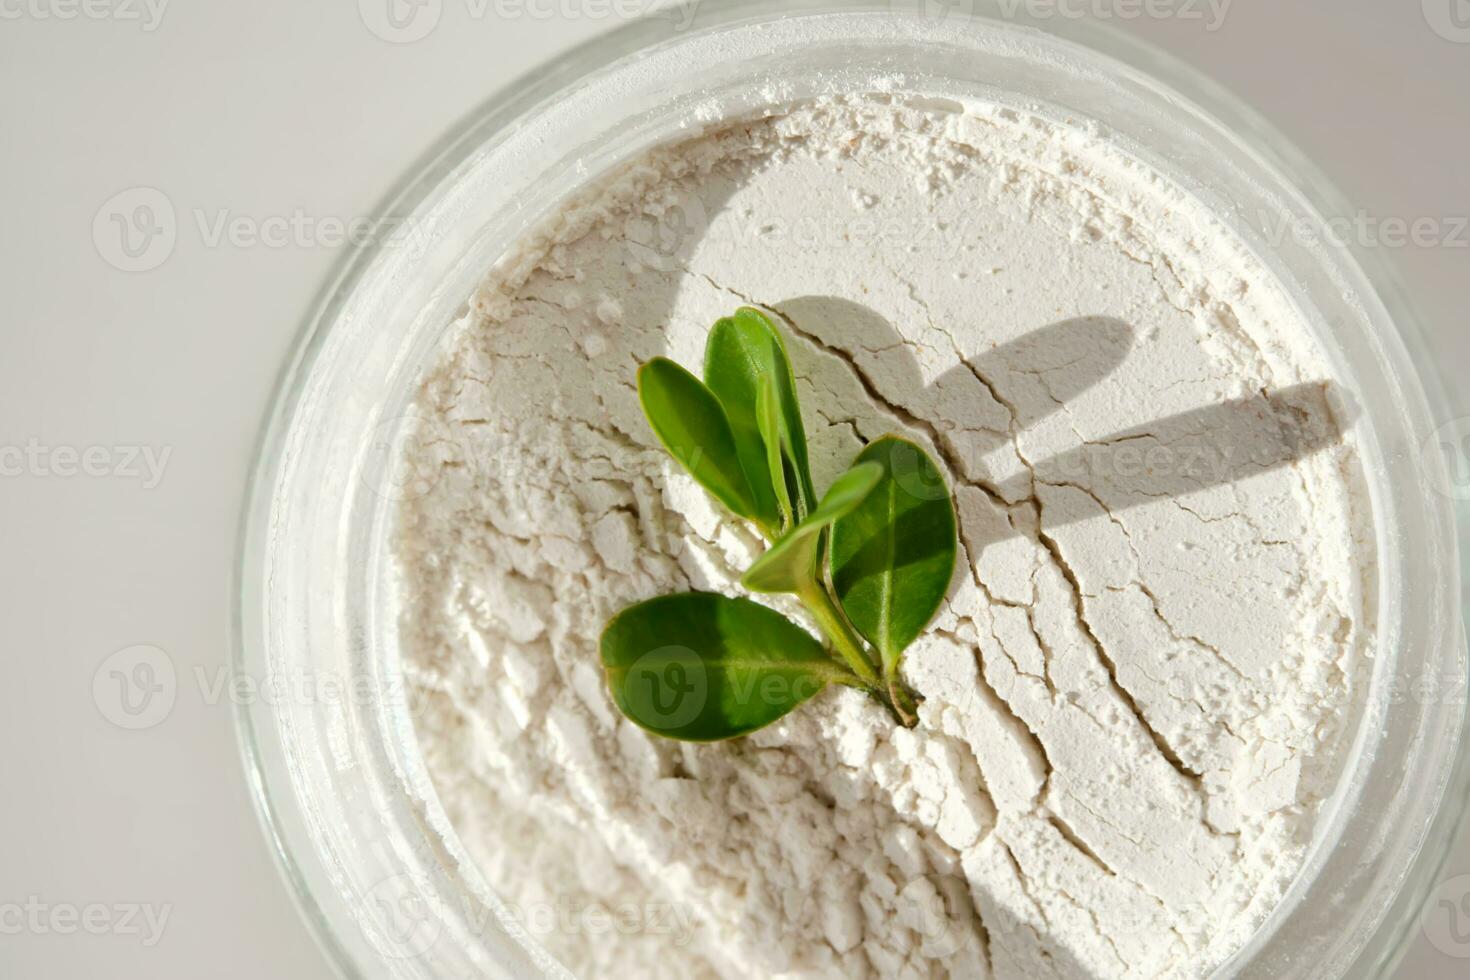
233,3 -> 1470,978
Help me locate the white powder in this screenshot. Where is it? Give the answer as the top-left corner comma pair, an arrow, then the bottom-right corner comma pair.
395,96 -> 1375,979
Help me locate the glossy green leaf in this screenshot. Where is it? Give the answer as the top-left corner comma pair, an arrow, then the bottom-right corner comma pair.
757,377 -> 795,529
705,307 -> 814,522
742,462 -> 884,596
638,358 -> 771,532
600,592 -> 843,741
830,436 -> 957,674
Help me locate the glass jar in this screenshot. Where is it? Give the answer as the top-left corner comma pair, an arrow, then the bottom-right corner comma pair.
234,3 -> 1470,977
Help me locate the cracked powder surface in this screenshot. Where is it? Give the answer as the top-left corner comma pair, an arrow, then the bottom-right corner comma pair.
395,97 -> 1376,979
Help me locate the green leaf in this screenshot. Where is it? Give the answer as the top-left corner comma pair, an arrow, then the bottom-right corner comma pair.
830,437 -> 957,674
705,307 -> 815,523
757,377 -> 795,528
742,461 -> 884,595
600,592 -> 841,742
638,358 -> 772,532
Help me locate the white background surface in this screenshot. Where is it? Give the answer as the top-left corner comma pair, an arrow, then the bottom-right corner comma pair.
1,1 -> 1466,977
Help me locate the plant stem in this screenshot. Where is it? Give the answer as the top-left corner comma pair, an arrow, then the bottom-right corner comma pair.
799,582 -> 882,693
827,671 -> 872,690
886,672 -> 918,727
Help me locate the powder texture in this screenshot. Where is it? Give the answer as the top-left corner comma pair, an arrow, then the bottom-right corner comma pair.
396,96 -> 1375,979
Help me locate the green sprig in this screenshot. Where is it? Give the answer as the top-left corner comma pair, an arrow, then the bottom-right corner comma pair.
601,307 -> 958,740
